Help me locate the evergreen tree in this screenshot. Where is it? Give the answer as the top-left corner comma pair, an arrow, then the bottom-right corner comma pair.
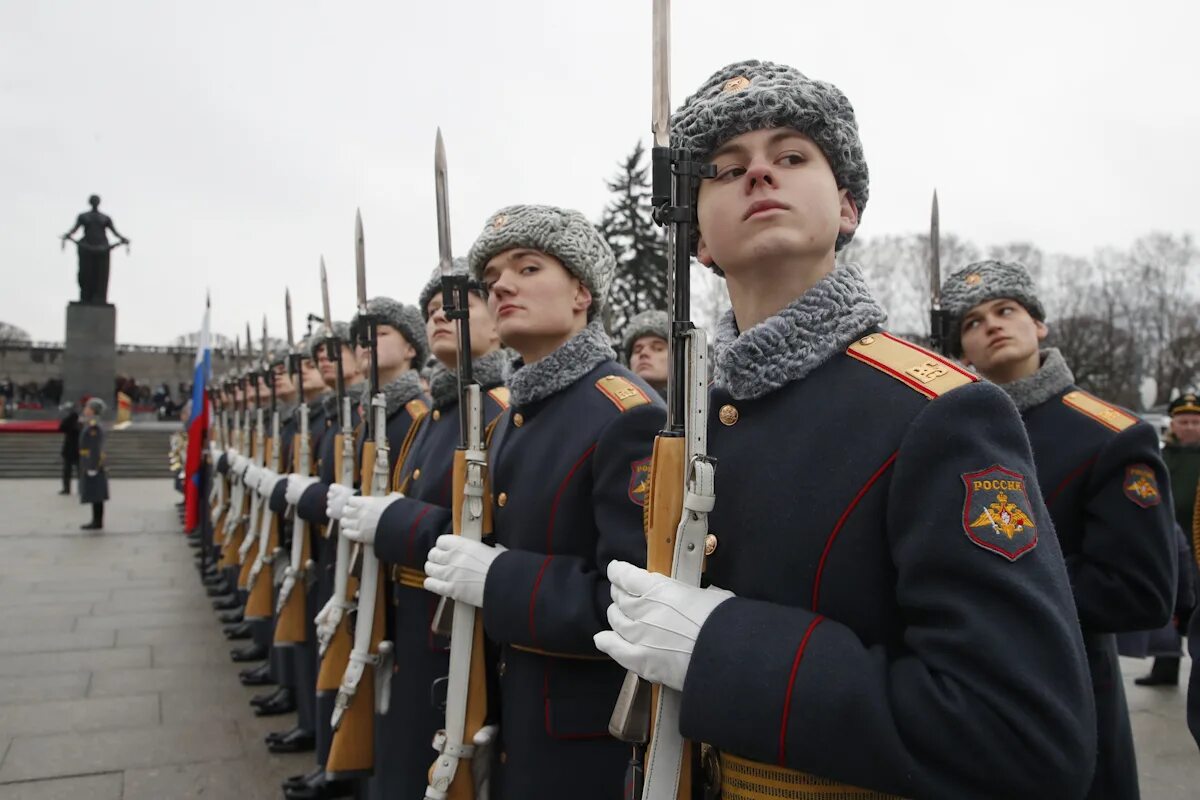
598,141 -> 666,338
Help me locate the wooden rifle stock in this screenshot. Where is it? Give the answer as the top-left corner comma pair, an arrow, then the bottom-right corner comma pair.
325,439 -> 387,778
275,427 -> 314,645
317,430 -> 357,689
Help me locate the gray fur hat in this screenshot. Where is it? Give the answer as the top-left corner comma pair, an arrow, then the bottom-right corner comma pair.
309,321 -> 351,360
85,397 -> 106,414
941,260 -> 1046,357
621,310 -> 669,359
467,205 -> 615,320
350,296 -> 430,369
672,59 -> 868,251
268,343 -> 290,368
418,257 -> 485,321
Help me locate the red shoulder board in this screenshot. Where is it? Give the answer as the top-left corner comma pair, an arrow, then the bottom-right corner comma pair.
847,332 -> 976,399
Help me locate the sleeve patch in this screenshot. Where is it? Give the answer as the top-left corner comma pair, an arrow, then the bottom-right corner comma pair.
595,375 -> 652,412
961,466 -> 1039,562
1123,464 -> 1161,508
628,456 -> 651,507
1061,391 -> 1137,432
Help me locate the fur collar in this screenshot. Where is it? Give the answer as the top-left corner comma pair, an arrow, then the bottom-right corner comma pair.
429,349 -> 511,410
999,348 -> 1075,412
714,263 -> 887,400
508,320 -> 615,406
378,370 -> 424,417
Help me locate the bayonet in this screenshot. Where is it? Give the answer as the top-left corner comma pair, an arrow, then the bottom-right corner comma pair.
928,190 -> 947,354
435,129 -> 454,275
285,289 -> 295,351
355,210 -> 368,315
320,257 -> 334,339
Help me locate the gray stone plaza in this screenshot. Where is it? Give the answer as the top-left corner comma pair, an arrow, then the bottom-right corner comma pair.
0,478 -> 1196,798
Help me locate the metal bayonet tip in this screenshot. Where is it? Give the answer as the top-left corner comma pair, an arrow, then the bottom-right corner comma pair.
355,209 -> 368,312
434,128 -> 453,273
651,0 -> 671,147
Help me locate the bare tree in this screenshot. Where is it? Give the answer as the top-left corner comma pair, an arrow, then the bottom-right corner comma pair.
0,322 -> 31,343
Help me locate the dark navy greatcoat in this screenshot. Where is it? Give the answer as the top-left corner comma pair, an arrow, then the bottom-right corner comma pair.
78,420 -> 109,504
1022,387 -> 1175,799
678,332 -> 1097,799
379,361 -> 664,800
368,383 -> 509,800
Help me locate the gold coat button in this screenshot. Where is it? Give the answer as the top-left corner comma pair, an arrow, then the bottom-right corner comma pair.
497,492 -> 508,507
859,335 -> 875,345
432,409 -> 440,421
513,413 -> 524,428
412,469 -> 421,481
718,404 -> 739,426
704,533 -> 718,556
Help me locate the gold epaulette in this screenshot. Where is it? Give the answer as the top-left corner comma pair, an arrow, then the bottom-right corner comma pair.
595,375 -> 652,412
405,398 -> 429,419
1061,390 -> 1138,433
487,386 -> 511,411
846,332 -> 976,399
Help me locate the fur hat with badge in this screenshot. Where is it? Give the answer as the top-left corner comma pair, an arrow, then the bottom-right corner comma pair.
467,205 -> 615,321
418,257 -> 486,322
671,59 -> 869,252
621,310 -> 669,361
308,321 -> 352,360
940,260 -> 1046,357
350,297 -> 430,369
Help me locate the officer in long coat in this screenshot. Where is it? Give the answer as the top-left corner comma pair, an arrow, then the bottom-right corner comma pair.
595,60 -> 1096,799
943,259 -> 1177,799
79,397 -> 109,530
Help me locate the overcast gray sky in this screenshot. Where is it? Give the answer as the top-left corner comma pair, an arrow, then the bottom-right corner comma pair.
3,1 -> 1198,345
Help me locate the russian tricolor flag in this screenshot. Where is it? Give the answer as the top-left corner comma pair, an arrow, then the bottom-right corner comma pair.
184,298 -> 212,532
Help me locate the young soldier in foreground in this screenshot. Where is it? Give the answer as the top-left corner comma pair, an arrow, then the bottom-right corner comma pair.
621,309 -> 669,397
944,260 -> 1176,799
410,206 -> 664,799
339,258 -> 511,799
594,60 -> 1096,798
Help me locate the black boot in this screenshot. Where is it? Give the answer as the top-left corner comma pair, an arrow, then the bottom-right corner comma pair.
230,643 -> 268,662
1134,656 -> 1180,687
218,609 -> 244,624
82,503 -> 104,530
240,662 -> 275,686
267,726 -> 315,753
251,685 -> 289,707
254,686 -> 296,716
284,771 -> 356,800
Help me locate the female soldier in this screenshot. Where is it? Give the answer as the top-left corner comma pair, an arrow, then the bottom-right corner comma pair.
410,206 -> 664,799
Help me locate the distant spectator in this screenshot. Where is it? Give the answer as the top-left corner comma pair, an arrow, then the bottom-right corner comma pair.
58,401 -> 80,495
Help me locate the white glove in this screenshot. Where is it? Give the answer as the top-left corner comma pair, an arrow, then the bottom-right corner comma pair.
593,560 -> 734,693
342,493 -> 404,545
231,453 -> 247,477
286,474 -> 319,506
256,467 -> 279,496
471,724 -> 498,800
424,535 -> 507,608
315,596 -> 351,651
243,463 -> 262,491
326,483 -> 355,521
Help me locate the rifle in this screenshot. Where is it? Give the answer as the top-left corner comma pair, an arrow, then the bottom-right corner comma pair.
609,2 -> 717,798
276,289 -> 314,644
327,211 -> 392,778
317,256 -> 358,701
425,129 -> 492,800
209,383 -> 228,547
221,333 -> 255,573
245,317 -> 282,621
927,190 -> 948,355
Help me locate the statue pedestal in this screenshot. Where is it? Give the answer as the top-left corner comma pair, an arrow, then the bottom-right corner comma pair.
63,302 -> 116,412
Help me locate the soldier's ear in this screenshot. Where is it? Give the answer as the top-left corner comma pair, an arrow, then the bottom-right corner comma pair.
1034,320 -> 1049,342
696,234 -> 715,267
573,281 -> 593,315
838,189 -> 860,237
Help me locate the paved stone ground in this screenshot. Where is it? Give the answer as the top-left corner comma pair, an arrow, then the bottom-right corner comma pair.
0,480 -> 310,800
0,479 -> 1197,798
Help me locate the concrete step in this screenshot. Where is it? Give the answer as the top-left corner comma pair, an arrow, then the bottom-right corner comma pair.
0,430 -> 177,479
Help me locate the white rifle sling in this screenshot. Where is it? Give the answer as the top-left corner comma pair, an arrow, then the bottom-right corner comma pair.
644,328 -> 715,800
278,404 -> 310,613
319,394 -> 359,656
426,384 -> 485,799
